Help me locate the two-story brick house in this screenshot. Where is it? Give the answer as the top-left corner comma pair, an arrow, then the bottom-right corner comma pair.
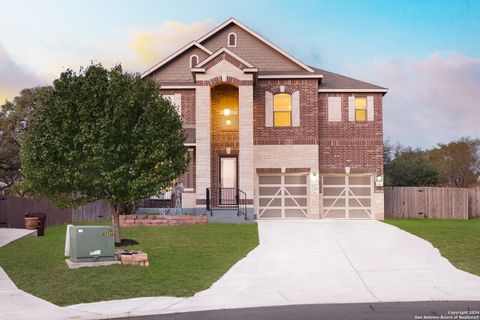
142,18 -> 388,220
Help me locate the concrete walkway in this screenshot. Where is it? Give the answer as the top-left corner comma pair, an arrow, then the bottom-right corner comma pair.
0,228 -> 97,320
67,220 -> 480,318
0,228 -> 36,247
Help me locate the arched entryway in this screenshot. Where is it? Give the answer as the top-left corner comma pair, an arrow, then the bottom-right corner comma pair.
210,84 -> 239,205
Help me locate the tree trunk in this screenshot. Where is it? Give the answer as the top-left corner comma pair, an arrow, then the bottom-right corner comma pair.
111,204 -> 121,245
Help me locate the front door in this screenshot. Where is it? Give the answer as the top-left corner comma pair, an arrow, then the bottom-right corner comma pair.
220,157 -> 237,205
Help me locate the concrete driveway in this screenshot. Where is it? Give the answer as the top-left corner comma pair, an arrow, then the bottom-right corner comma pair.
69,220 -> 480,318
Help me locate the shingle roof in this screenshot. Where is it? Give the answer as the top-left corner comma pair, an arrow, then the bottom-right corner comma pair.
312,67 -> 387,91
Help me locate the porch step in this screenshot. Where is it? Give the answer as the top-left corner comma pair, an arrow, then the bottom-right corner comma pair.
207,210 -> 255,224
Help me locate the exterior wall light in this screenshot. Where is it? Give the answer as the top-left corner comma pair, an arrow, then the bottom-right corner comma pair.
375,172 -> 384,187
345,166 -> 351,174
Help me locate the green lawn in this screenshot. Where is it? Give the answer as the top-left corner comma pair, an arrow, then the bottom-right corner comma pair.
385,218 -> 480,276
0,222 -> 259,306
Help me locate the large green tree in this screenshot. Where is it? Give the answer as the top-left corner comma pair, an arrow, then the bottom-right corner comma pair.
0,87 -> 51,194
384,145 -> 438,187
429,137 -> 480,187
21,64 -> 188,243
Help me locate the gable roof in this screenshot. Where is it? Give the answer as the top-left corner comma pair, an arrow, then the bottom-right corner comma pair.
141,41 -> 212,78
192,47 -> 258,73
197,18 -> 314,73
313,67 -> 388,92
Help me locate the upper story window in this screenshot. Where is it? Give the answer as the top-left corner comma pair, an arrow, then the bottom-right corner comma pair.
354,97 -> 367,122
273,93 -> 292,127
163,94 -> 182,115
228,32 -> 237,47
219,95 -> 238,131
190,55 -> 199,68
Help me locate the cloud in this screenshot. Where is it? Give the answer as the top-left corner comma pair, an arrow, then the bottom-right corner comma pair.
129,19 -> 216,67
349,52 -> 480,148
0,19 -> 216,102
0,45 -> 42,103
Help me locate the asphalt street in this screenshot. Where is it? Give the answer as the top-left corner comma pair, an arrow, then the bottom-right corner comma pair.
116,301 -> 480,320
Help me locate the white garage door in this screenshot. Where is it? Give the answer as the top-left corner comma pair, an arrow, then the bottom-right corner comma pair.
322,175 -> 373,219
258,174 -> 308,219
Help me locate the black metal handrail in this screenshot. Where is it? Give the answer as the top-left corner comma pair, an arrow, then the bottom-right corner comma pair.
206,188 -> 247,220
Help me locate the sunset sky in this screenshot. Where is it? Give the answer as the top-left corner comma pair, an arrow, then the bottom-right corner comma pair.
1,0 -> 479,148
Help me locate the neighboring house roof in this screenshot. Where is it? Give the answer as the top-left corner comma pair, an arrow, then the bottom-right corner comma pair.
313,67 -> 388,92
196,18 -> 314,73
141,41 -> 212,78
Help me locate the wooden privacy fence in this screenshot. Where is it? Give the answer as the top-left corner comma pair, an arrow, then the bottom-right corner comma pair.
0,196 -> 111,228
384,187 -> 480,219
469,187 -> 480,218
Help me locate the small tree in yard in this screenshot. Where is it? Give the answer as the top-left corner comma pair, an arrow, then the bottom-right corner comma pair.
21,64 -> 188,243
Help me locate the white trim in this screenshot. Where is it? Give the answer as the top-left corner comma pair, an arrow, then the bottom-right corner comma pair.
191,67 -> 205,73
160,85 -> 196,89
196,18 -> 314,73
258,74 -> 323,79
195,47 -> 255,69
318,89 -> 388,93
141,41 -> 212,78
227,32 -> 237,47
184,143 -> 196,147
190,54 -> 199,68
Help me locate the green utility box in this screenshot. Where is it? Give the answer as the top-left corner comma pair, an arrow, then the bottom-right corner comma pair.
69,226 -> 115,263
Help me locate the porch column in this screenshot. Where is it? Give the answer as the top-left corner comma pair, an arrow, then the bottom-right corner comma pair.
238,85 -> 254,208
195,86 -> 211,212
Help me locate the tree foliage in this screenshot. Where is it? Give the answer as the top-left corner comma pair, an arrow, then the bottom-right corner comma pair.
21,64 -> 188,243
384,142 -> 439,187
0,87 -> 51,194
384,138 -> 480,187
429,138 -> 480,187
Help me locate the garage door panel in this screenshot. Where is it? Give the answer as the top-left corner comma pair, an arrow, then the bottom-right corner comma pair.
349,187 -> 371,196
323,176 -> 345,185
323,187 -> 345,196
348,209 -> 371,219
258,174 -> 308,219
259,176 -> 281,184
349,176 -> 371,185
259,186 -> 281,196
260,209 -> 282,218
259,198 -> 281,207
285,209 -> 307,218
349,198 -> 371,207
323,209 -> 347,219
285,186 -> 307,196
285,197 -> 307,207
322,175 -> 373,219
323,198 -> 345,207
285,175 -> 307,184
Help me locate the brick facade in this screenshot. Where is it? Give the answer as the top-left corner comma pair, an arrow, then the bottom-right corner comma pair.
144,18 -> 386,219
253,79 -> 319,145
318,93 -> 384,174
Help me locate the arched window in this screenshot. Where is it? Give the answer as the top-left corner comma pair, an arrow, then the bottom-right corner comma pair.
228,32 -> 237,47
190,55 -> 199,68
273,93 -> 292,127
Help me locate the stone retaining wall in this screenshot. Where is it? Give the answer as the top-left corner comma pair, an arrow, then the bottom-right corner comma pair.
119,214 -> 207,227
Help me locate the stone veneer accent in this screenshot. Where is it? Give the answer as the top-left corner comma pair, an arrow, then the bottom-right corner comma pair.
119,215 -> 207,227
195,86 -> 211,205
238,85 -> 254,202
